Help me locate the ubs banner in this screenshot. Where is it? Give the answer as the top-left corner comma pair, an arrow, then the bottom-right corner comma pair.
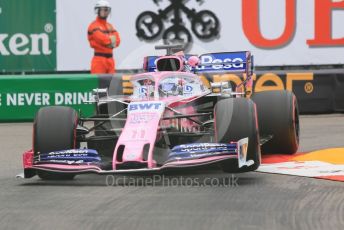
56,0 -> 344,71
0,0 -> 343,71
0,0 -> 56,72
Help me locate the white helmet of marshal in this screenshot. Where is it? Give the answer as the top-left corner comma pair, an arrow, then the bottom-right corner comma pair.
94,0 -> 111,14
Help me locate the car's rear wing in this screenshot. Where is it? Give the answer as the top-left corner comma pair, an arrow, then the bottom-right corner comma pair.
195,51 -> 254,76
143,51 -> 254,76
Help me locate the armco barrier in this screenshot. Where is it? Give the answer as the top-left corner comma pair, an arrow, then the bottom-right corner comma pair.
0,70 -> 343,122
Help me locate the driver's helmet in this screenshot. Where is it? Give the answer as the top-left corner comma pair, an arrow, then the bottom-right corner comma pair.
159,78 -> 184,97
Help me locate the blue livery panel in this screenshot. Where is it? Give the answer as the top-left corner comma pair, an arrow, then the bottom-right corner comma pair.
36,149 -> 102,164
166,143 -> 238,163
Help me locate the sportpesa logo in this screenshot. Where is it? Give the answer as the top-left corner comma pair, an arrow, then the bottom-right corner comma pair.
196,55 -> 244,70
47,150 -> 91,155
177,143 -> 230,152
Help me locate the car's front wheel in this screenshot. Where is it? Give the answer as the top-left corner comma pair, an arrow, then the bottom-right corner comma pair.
33,106 -> 78,180
215,98 -> 261,173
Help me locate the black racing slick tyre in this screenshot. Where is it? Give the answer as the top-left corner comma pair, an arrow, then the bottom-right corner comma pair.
33,106 -> 78,180
215,98 -> 261,173
251,90 -> 300,154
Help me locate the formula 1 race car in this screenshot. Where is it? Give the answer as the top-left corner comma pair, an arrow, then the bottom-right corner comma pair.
21,45 -> 299,180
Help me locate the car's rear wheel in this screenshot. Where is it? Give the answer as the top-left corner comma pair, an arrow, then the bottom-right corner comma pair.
34,106 -> 78,180
251,90 -> 299,154
215,98 -> 261,173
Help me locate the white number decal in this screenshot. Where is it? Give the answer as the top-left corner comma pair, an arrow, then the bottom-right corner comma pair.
131,130 -> 146,139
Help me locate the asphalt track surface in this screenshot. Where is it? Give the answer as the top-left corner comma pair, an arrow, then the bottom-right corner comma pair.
0,115 -> 344,230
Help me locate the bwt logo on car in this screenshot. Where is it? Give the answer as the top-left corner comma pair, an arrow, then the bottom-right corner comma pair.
129,103 -> 163,111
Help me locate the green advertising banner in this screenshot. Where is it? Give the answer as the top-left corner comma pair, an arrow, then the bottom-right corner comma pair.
0,74 -> 98,121
0,0 -> 56,72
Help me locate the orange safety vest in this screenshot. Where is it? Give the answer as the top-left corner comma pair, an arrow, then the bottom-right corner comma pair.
88,17 -> 121,73
88,17 -> 121,56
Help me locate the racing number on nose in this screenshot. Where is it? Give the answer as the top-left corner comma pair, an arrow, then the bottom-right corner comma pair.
132,129 -> 146,139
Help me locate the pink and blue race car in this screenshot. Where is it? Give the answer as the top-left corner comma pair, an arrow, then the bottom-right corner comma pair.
21,45 -> 299,180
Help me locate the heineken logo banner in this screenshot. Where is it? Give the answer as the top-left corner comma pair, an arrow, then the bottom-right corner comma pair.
0,0 -> 56,72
